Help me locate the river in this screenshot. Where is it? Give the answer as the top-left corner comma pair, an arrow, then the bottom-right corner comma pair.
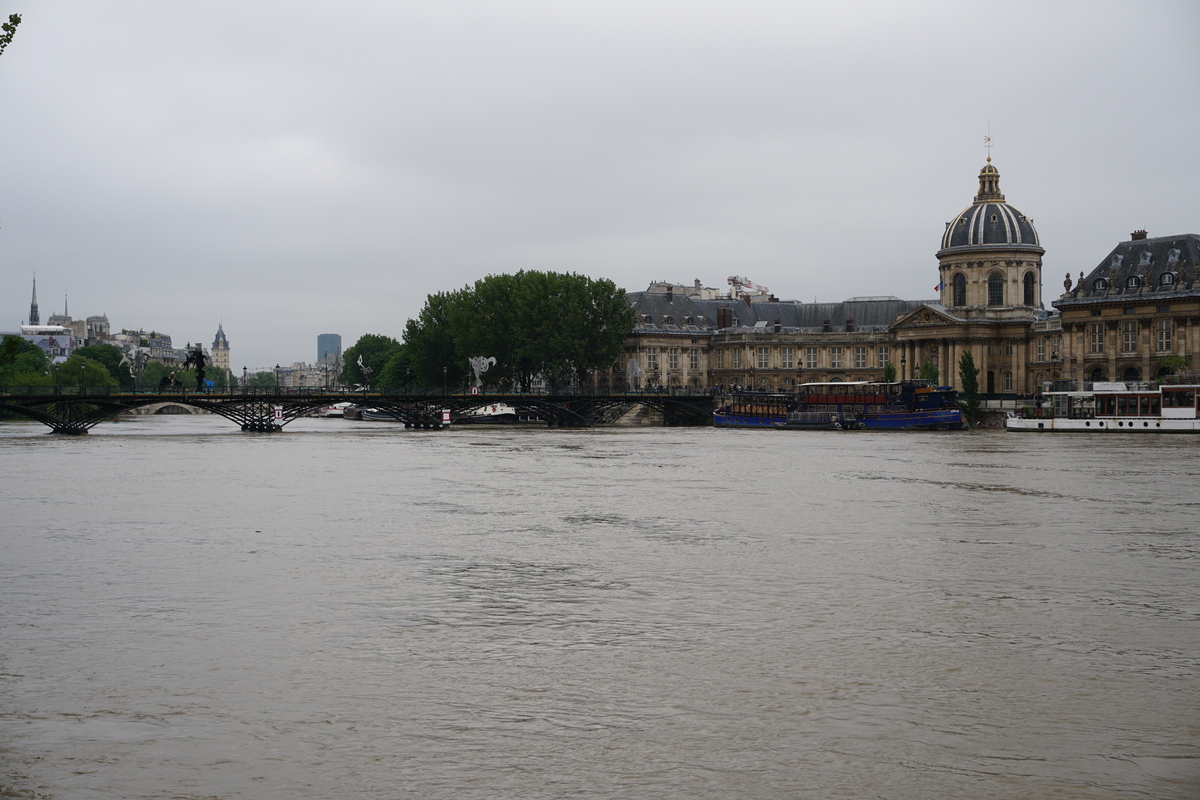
1,416 -> 1197,799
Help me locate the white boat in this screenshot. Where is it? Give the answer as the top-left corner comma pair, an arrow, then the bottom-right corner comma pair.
455,402 -> 519,424
318,402 -> 353,418
1006,380 -> 1200,432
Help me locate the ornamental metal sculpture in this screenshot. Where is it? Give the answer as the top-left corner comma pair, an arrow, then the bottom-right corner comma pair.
182,346 -> 209,391
468,356 -> 496,389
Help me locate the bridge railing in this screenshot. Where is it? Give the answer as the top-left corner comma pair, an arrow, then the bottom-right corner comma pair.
0,384 -> 719,400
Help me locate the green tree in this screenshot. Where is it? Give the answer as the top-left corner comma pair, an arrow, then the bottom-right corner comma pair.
882,360 -> 897,383
404,291 -> 464,387
244,370 -> 278,388
59,353 -> 119,387
342,334 -> 403,387
377,347 -> 413,388
75,344 -> 136,389
0,14 -> 20,58
1158,354 -> 1191,376
918,360 -> 939,383
958,350 -> 981,424
0,335 -> 51,384
404,271 -> 636,391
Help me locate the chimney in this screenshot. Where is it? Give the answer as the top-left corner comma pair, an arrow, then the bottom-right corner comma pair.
744,295 -> 752,308
845,316 -> 854,332
773,318 -> 782,334
717,306 -> 732,329
1131,230 -> 1148,240
666,288 -> 673,302
823,318 -> 832,332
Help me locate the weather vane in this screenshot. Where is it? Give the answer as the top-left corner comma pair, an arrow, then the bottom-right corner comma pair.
984,121 -> 993,162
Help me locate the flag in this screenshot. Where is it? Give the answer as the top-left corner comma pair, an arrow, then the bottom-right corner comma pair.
934,281 -> 943,292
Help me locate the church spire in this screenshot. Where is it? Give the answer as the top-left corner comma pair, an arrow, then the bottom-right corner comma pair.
29,273 -> 39,325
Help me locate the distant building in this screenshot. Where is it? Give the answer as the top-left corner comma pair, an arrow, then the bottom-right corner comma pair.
211,323 -> 231,380
27,274 -> 39,325
317,333 -> 342,364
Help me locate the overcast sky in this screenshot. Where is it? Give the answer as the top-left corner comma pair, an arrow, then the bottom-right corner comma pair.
2,1 -> 1197,369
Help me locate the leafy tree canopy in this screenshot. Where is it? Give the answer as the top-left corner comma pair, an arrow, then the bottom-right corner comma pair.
0,335 -> 50,384
404,271 -> 635,389
59,353 -> 119,387
882,361 -> 897,383
75,344 -> 135,389
342,334 -> 403,387
918,360 -> 939,384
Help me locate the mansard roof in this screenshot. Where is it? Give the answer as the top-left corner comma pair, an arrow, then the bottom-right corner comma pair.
1055,232 -> 1200,308
627,292 -> 929,333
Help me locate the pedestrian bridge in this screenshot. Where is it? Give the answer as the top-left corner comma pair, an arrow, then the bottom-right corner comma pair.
0,386 -> 715,435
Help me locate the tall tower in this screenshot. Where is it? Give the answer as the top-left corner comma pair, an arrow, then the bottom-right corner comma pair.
211,323 -> 231,379
937,159 -> 1045,320
317,333 -> 342,364
29,273 -> 39,325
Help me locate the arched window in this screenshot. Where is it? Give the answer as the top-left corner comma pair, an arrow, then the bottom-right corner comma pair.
1126,275 -> 1141,289
952,273 -> 966,306
1023,272 -> 1035,306
1094,278 -> 1110,291
988,273 -> 1004,306
1089,366 -> 1107,382
1121,366 -> 1141,382
1160,272 -> 1176,286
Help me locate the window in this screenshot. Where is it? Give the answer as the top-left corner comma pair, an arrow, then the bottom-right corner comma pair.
668,347 -> 679,369
731,349 -> 741,368
1036,338 -> 1046,361
806,347 -> 818,369
1004,371 -> 1013,391
1004,342 -> 1013,356
757,347 -> 770,369
1089,323 -> 1104,354
877,346 -> 889,367
689,349 -> 699,370
1052,337 -> 1061,360
1122,321 -> 1138,353
988,273 -> 1004,306
781,347 -> 794,369
1023,272 -> 1035,306
663,316 -> 675,326
716,349 -> 724,369
1126,275 -> 1141,289
854,346 -> 867,369
1161,272 -> 1176,286
1094,278 -> 1110,291
1156,319 -> 1173,352
829,347 -> 843,369
646,348 -> 658,370
952,273 -> 966,306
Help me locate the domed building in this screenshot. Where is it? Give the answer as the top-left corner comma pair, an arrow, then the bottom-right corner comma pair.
937,160 -> 1045,318
890,160 -> 1058,394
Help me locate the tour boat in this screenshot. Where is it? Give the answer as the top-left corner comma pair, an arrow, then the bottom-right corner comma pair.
454,402 -> 519,424
318,402 -> 352,418
1006,379 -> 1200,432
713,381 -> 966,431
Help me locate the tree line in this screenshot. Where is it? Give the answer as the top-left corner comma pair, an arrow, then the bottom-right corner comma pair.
342,271 -> 635,390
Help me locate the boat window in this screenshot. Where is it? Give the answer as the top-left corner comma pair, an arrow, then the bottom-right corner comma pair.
1140,396 -> 1153,416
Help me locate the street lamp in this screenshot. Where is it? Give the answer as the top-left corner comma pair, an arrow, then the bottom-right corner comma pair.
275,364 -> 281,391
900,356 -> 906,381
796,365 -> 803,395
243,366 -> 248,392
443,366 -> 447,396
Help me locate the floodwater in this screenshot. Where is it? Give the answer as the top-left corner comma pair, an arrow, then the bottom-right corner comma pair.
1,416 -> 1197,799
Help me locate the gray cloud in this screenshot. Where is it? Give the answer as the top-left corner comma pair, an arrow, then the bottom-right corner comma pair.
2,0 -> 1198,368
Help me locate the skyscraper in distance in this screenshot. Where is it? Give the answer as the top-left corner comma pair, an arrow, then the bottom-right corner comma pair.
317,333 -> 342,364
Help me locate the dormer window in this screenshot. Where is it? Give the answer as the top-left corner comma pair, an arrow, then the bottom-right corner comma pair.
1139,251 -> 1153,266
1168,248 -> 1181,264
1094,278 -> 1110,291
684,316 -> 695,325
1111,254 -> 1123,268
1160,272 -> 1177,286
1126,275 -> 1142,289
641,315 -> 653,324
958,218 -> 967,226
990,213 -> 998,223
662,316 -> 675,325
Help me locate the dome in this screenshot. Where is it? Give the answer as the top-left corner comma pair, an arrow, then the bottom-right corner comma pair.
939,161 -> 1041,252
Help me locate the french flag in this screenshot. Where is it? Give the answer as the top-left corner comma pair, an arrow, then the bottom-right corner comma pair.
934,280 -> 943,292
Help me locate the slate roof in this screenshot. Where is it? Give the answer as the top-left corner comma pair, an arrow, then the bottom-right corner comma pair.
1055,233 -> 1200,308
627,292 -> 930,333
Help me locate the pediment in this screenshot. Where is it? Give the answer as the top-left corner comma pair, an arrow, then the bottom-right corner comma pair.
892,304 -> 960,330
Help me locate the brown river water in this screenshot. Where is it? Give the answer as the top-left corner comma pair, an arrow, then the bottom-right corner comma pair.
1,416 -> 1197,799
